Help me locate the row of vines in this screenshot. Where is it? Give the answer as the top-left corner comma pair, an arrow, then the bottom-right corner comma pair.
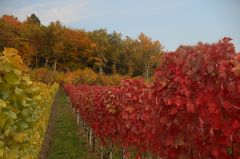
64,38 -> 240,159
0,48 -> 59,159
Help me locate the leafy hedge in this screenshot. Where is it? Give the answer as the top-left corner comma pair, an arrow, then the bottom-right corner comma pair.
64,38 -> 240,159
31,67 -> 128,86
0,48 -> 59,159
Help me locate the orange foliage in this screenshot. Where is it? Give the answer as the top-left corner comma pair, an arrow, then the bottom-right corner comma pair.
2,15 -> 21,27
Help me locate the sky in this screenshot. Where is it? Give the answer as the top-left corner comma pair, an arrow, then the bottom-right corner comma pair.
0,0 -> 239,51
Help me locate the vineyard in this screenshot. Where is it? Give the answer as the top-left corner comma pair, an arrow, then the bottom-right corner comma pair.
0,2 -> 239,158
0,40 -> 239,159
64,38 -> 240,159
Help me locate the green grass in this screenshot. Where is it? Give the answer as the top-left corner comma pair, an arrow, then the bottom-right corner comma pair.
46,89 -> 131,159
47,89 -> 95,159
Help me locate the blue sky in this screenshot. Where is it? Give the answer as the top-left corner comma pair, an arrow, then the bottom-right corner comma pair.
0,0 -> 239,51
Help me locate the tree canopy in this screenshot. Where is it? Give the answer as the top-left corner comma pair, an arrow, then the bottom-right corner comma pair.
0,14 -> 164,77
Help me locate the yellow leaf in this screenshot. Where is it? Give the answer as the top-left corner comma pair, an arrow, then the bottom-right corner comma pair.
0,113 -> 8,129
22,75 -> 32,85
0,148 -> 4,158
3,48 -> 18,57
0,99 -> 6,108
3,71 -> 20,85
4,149 -> 18,159
14,132 -> 27,143
14,87 -> 23,95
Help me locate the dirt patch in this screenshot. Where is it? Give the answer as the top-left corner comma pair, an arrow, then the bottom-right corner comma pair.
38,89 -> 60,159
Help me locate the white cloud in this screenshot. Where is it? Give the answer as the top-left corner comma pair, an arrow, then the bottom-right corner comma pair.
3,0 -> 88,25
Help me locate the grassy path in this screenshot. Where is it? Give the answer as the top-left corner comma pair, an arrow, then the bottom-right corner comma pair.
41,88 -> 96,159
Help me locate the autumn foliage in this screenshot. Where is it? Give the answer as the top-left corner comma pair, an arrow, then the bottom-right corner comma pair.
64,38 -> 240,159
0,14 -> 163,76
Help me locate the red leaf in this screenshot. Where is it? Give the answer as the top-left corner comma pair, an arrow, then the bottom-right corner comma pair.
160,117 -> 168,124
142,112 -> 150,120
122,112 -> 129,119
207,64 -> 214,74
223,100 -> 231,110
186,102 -> 195,113
166,135 -> 174,146
233,120 -> 240,129
208,102 -> 218,114
238,82 -> 240,94
170,107 -> 178,115
212,147 -> 220,158
182,86 -> 191,97
125,121 -> 131,129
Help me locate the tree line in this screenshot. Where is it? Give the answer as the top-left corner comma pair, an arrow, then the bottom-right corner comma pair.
0,13 -> 163,78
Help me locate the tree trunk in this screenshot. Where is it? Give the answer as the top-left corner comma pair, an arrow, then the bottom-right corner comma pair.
45,58 -> 49,67
99,66 -> 104,75
27,58 -> 30,67
127,65 -> 133,76
112,63 -> 117,74
92,136 -> 96,152
100,145 -> 103,159
145,62 -> 150,80
121,148 -> 126,159
35,54 -> 38,68
53,59 -> 57,72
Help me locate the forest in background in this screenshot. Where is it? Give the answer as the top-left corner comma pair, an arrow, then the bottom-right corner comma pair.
0,13 -> 163,78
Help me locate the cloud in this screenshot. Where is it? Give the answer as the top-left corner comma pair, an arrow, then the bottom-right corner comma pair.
2,0 -> 88,25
